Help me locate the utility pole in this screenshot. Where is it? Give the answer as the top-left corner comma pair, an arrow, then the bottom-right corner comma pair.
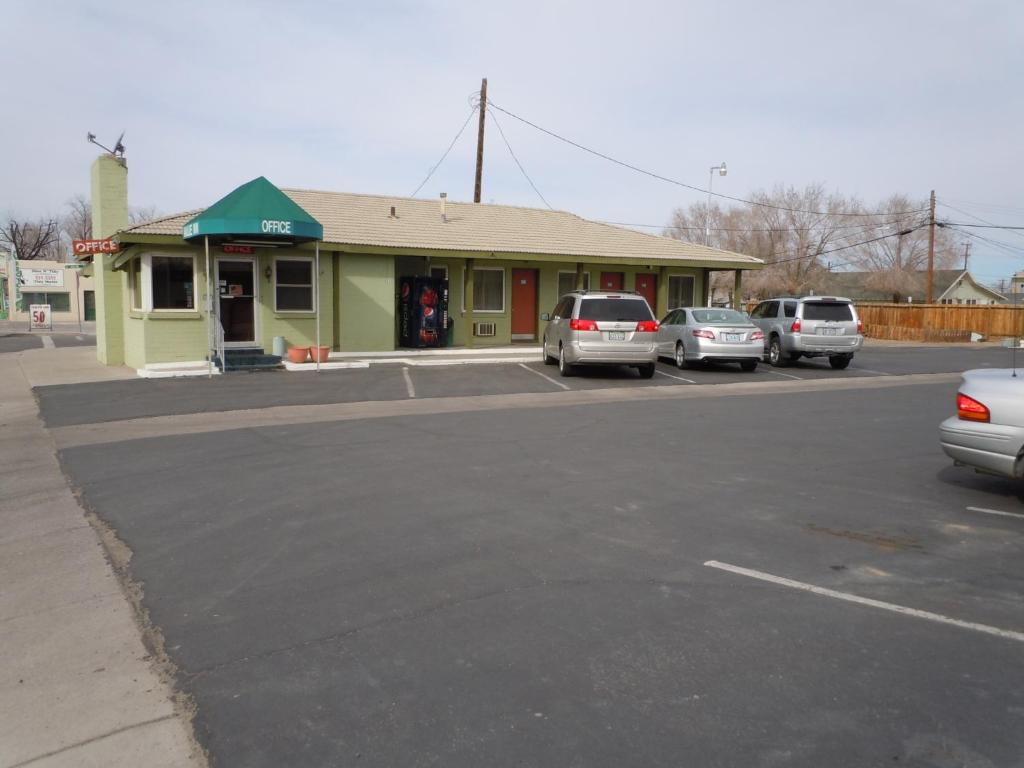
962,242 -> 970,272
926,189 -> 936,303
473,78 -> 488,204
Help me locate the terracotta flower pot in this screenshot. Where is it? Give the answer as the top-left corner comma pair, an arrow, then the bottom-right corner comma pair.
287,347 -> 310,364
309,346 -> 331,363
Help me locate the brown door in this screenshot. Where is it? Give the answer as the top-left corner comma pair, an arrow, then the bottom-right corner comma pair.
600,272 -> 624,291
635,273 -> 657,309
511,269 -> 538,339
217,259 -> 257,344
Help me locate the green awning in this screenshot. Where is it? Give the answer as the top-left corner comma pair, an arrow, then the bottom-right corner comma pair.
183,176 -> 323,243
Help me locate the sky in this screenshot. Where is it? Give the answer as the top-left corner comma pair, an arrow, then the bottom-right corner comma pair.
3,0 -> 1023,286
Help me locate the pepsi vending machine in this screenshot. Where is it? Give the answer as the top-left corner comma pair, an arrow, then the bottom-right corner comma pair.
399,276 -> 449,348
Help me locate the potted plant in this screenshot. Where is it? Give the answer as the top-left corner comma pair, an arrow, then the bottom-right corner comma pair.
287,346 -> 310,364
310,345 -> 331,363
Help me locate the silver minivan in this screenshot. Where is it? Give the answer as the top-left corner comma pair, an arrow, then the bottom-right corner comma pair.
542,291 -> 659,378
749,296 -> 863,369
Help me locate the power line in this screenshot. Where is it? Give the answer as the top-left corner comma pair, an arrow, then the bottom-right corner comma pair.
487,99 -> 929,218
767,225 -> 926,267
488,109 -> 553,210
941,222 -> 1024,230
410,106 -> 478,198
937,200 -> 1024,241
601,217 -> 920,234
945,225 -> 1024,257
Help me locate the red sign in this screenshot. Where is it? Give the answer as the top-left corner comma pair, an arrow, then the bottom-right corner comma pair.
73,238 -> 121,255
222,244 -> 255,255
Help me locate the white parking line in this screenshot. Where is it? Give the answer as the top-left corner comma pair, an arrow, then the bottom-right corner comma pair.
76,335 -> 84,341
402,367 -> 416,398
966,506 -> 1024,520
655,370 -> 696,384
41,336 -> 55,349
766,370 -> 802,380
704,560 -> 1024,644
518,363 -> 571,391
854,368 -> 892,376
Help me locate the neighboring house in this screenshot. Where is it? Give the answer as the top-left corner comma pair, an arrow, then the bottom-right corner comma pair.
815,270 -> 1007,305
1008,270 -> 1024,305
83,154 -> 763,370
0,255 -> 95,323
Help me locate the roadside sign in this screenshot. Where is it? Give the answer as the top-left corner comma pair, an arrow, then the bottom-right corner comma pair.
30,304 -> 52,331
64,263 -> 86,270
72,238 -> 121,256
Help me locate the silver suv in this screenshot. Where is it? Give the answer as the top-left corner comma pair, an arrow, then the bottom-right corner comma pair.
542,291 -> 659,378
749,296 -> 863,369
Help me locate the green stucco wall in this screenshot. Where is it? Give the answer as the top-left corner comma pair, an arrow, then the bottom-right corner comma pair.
338,252 -> 395,351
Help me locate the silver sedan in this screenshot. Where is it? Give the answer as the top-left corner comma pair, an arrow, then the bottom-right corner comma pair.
940,368 -> 1024,479
656,307 -> 764,371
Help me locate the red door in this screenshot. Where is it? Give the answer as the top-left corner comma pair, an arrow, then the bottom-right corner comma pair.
600,272 -> 624,291
635,273 -> 657,310
511,269 -> 538,339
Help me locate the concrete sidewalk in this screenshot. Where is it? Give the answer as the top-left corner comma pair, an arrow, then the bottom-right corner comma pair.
0,348 -> 202,767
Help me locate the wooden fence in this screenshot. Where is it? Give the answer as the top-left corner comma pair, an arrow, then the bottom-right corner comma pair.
855,303 -> 1024,342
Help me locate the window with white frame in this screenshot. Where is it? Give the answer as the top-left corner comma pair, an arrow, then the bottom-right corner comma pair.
463,267 -> 505,312
275,257 -> 314,312
129,258 -> 143,310
668,275 -> 695,309
151,256 -> 196,310
557,271 -> 590,297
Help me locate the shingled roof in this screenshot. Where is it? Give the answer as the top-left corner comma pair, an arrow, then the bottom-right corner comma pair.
119,189 -> 762,268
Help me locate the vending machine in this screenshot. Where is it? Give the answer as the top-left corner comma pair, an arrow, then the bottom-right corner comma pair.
398,276 -> 449,348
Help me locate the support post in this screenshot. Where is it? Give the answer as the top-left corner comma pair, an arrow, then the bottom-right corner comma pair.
926,189 -> 936,303
315,241 -> 321,373
656,266 -> 669,317
205,236 -> 212,378
575,262 -> 586,291
465,259 -> 475,348
733,269 -> 743,311
702,269 -> 712,307
473,78 -> 488,204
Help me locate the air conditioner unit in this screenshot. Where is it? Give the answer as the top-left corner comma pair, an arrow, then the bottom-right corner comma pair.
473,321 -> 496,337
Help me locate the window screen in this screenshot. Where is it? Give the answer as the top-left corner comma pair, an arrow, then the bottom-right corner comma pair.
558,272 -> 590,296
151,257 -> 195,310
472,269 -> 504,312
21,292 -> 71,312
276,259 -> 314,311
668,275 -> 695,309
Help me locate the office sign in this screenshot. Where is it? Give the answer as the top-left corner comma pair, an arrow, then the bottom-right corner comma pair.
72,238 -> 121,256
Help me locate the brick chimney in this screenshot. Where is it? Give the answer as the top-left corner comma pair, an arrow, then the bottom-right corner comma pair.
90,154 -> 128,364
90,154 -> 128,239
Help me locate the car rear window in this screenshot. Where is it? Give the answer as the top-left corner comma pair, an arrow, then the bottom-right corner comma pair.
692,309 -> 748,324
803,302 -> 854,321
578,298 -> 654,322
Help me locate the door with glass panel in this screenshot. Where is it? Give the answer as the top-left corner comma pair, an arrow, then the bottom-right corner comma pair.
216,258 -> 257,344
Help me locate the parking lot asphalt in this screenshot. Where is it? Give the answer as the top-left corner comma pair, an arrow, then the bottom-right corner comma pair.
54,355 -> 1024,767
0,332 -> 94,353
35,344 -> 1015,429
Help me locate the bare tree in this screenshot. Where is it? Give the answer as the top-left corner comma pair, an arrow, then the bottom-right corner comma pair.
129,206 -> 160,225
0,217 -> 63,260
62,194 -> 92,241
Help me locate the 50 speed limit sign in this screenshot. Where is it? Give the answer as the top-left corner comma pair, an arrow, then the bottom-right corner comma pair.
30,304 -> 52,331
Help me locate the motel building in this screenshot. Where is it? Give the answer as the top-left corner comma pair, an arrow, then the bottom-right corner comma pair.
83,153 -> 763,374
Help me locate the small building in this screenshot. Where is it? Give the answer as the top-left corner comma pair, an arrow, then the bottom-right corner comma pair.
84,154 -> 763,371
817,270 -> 1007,305
0,255 -> 95,324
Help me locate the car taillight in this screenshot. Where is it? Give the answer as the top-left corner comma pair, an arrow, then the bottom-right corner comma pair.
692,329 -> 715,339
857,319 -> 864,334
636,320 -> 659,332
957,393 -> 990,422
790,319 -> 801,333
751,330 -> 764,341
569,318 -> 598,331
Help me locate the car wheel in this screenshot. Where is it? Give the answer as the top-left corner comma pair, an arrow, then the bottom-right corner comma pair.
768,336 -> 789,367
558,346 -> 574,377
542,337 -> 555,365
638,363 -> 656,379
674,342 -> 689,369
829,354 -> 852,370
740,359 -> 758,372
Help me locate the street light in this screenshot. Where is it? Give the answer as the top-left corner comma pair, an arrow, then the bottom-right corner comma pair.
706,162 -> 727,246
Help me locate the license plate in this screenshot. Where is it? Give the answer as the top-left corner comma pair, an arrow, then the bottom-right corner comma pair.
724,333 -> 741,342
819,327 -> 840,336
609,331 -> 625,341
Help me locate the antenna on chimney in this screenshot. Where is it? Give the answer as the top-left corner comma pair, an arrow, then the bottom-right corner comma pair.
87,130 -> 126,158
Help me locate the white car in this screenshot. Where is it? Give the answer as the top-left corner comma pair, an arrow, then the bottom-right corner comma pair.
939,369 -> 1024,479
656,307 -> 763,371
